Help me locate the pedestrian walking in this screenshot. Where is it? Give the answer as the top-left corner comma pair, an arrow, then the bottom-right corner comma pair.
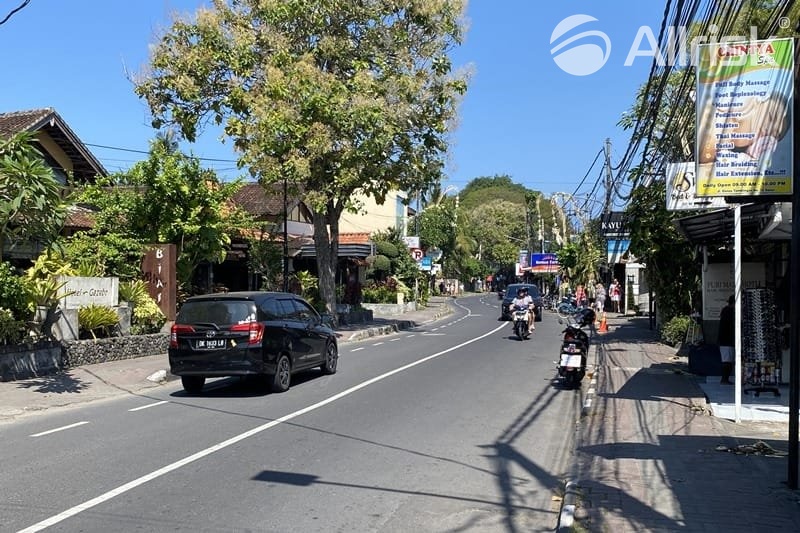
595,282 -> 606,313
718,295 -> 736,385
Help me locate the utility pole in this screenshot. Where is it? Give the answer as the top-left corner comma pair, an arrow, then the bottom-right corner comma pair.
282,176 -> 289,292
604,137 -> 613,215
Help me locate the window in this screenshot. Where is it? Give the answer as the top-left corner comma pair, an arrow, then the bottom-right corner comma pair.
276,299 -> 297,319
292,298 -> 318,321
261,298 -> 283,320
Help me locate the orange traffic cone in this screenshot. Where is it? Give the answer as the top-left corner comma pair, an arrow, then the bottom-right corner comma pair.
598,312 -> 609,334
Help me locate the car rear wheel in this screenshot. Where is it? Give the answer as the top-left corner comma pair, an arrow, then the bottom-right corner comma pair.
181,375 -> 205,394
270,354 -> 291,393
321,342 -> 338,375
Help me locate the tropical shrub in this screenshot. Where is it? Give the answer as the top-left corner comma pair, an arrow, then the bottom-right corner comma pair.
78,305 -> 120,339
361,281 -> 395,304
119,280 -> 166,334
119,279 -> 149,304
361,277 -> 412,304
660,315 -> 690,346
0,307 -> 25,345
0,262 -> 29,319
132,296 -> 166,335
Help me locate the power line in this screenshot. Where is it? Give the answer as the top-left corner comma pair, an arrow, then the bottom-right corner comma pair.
85,142 -> 239,163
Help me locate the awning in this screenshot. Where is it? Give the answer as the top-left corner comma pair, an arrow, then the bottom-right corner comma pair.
299,243 -> 372,259
673,203 -> 779,245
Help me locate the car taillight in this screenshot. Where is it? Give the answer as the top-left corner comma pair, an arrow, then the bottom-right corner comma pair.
231,322 -> 264,345
170,324 -> 195,348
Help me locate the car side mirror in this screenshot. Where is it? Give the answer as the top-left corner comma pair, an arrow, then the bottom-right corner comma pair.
320,313 -> 335,328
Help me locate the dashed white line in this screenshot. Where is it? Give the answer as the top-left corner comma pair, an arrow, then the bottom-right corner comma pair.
351,347 -> 365,352
389,338 -> 400,342
30,421 -> 89,438
128,401 -> 169,412
406,334 -> 416,338
18,321 -> 507,533
372,342 -> 384,346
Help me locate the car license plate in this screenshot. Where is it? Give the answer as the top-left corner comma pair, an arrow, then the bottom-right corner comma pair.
560,354 -> 582,368
195,339 -> 227,350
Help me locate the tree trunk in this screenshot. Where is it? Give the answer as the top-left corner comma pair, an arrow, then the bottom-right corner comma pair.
311,201 -> 340,317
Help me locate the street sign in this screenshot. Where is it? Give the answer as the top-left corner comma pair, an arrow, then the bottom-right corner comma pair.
410,248 -> 424,261
403,236 -> 420,249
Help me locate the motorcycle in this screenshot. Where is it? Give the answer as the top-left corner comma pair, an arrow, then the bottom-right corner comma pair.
556,294 -> 582,319
557,308 -> 595,388
511,305 -> 532,340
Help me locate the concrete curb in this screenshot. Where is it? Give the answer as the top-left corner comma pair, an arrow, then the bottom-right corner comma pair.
559,330 -> 603,530
339,305 -> 453,344
557,480 -> 581,531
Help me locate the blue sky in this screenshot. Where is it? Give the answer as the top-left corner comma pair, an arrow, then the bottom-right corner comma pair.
0,0 -> 667,211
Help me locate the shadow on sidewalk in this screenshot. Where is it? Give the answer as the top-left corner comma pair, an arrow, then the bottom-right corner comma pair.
597,363 -> 704,406
575,433 -> 798,532
13,374 -> 89,394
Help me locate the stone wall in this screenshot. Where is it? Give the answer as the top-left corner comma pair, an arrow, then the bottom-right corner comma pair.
0,341 -> 62,381
360,301 -> 418,316
62,334 -> 170,368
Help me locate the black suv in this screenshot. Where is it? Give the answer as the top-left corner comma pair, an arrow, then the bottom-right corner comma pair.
169,292 -> 338,394
500,284 -> 543,321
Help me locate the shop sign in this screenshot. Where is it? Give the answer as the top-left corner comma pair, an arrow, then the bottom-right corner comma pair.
695,38 -> 794,197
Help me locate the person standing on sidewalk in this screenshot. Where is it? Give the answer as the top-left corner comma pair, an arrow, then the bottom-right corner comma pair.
608,278 -> 622,313
594,282 -> 606,313
718,295 -> 736,384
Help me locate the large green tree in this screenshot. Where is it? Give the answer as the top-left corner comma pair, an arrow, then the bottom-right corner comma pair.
0,132 -> 67,261
77,139 -> 246,289
135,0 -> 468,314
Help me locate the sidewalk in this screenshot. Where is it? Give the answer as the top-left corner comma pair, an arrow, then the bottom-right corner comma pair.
0,296 -> 454,424
560,314 -> 800,532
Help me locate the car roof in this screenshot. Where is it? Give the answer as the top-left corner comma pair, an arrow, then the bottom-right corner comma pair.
507,283 -> 538,290
184,291 -> 298,302
505,284 -> 540,296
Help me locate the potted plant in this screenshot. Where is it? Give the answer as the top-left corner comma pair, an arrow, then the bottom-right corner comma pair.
26,278 -> 73,339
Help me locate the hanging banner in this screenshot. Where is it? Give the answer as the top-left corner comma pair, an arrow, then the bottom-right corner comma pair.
666,161 -> 729,211
695,38 -> 794,197
518,249 -> 529,270
529,253 -> 560,273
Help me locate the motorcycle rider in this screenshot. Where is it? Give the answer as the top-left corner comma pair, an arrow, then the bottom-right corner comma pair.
510,286 -> 535,333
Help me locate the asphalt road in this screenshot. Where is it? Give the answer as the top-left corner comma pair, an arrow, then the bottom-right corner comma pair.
2,294 -> 583,533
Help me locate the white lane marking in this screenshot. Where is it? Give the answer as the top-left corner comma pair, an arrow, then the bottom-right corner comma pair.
128,401 -> 169,412
19,321 -> 507,533
389,338 -> 400,342
30,421 -> 89,438
406,334 -> 415,338
422,333 -> 446,336
350,347 -> 365,352
372,342 -> 384,346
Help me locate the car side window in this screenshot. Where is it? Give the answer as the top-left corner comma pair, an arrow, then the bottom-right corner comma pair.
261,298 -> 282,320
292,298 -> 319,322
276,299 -> 297,320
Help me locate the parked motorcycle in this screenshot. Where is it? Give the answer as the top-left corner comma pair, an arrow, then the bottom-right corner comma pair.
557,308 -> 595,388
556,294 -> 583,319
511,305 -> 532,340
